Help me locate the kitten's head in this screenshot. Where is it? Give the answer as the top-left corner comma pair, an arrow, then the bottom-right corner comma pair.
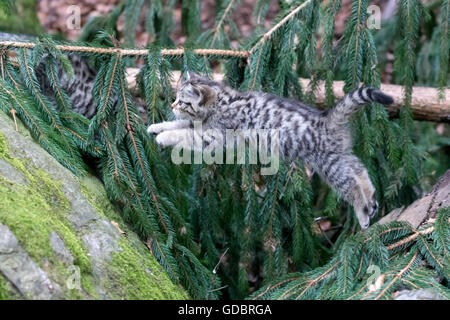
172,71 -> 218,120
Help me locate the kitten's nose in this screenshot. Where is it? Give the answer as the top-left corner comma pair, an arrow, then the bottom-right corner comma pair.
171,101 -> 179,109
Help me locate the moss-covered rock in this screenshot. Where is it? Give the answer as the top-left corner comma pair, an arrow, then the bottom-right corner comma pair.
0,112 -> 187,300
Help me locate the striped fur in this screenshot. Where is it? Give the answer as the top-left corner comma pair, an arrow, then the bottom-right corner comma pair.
35,55 -> 148,122
36,55 -> 98,118
148,71 -> 394,229
0,33 -> 148,120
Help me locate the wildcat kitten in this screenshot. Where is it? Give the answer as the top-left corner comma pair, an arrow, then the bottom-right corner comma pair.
147,71 -> 394,230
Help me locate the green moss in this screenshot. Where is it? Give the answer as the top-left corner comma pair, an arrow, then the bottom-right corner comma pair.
107,239 -> 188,300
0,275 -> 20,300
0,133 -> 7,155
0,133 -> 35,183
0,133 -> 96,299
81,177 -> 188,299
80,176 -> 132,248
0,131 -> 186,300
79,176 -> 118,220
0,276 -> 10,300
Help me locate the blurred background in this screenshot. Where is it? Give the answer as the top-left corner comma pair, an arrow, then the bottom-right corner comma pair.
0,0 -> 444,84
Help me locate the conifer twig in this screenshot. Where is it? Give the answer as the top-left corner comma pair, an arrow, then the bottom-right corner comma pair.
213,247 -> 230,274
210,0 -> 236,48
249,0 -> 313,54
386,226 -> 435,251
374,252 -> 418,300
292,261 -> 340,299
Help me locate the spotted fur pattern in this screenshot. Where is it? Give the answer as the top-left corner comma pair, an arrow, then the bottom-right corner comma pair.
35,55 -> 148,122
147,71 -> 394,229
35,55 -> 98,118
0,33 -> 133,119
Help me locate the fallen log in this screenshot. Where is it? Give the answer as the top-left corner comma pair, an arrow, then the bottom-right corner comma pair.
377,169 -> 450,228
126,69 -> 450,123
303,79 -> 450,123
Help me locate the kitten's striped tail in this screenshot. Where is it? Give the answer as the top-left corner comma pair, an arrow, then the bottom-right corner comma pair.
328,87 -> 394,124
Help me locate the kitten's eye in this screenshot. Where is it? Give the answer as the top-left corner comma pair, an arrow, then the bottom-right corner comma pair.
180,101 -> 192,108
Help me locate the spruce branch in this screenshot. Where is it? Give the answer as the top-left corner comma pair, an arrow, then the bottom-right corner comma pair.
210,0 -> 237,48
0,81 -> 46,137
374,251 -> 419,300
386,226 -> 435,251
248,0 -> 313,54
284,261 -> 340,300
19,48 -> 61,129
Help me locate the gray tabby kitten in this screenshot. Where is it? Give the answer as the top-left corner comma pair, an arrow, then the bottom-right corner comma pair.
147,71 -> 394,229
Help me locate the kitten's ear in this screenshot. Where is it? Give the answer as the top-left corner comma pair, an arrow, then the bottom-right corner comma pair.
183,70 -> 200,82
184,84 -> 201,98
198,85 -> 216,107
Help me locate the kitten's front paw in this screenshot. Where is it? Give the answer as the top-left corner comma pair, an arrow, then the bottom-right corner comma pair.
147,123 -> 164,135
368,197 -> 378,219
357,196 -> 378,230
357,213 -> 371,230
155,131 -> 181,147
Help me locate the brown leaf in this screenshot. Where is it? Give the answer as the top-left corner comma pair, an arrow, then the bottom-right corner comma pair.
111,220 -> 127,237
145,237 -> 153,254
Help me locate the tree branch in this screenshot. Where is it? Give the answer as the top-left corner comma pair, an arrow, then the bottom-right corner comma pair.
377,169 -> 450,228
249,0 -> 313,54
298,78 -> 450,123
126,70 -> 450,123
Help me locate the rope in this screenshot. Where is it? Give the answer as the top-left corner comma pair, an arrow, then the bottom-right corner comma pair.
0,40 -> 250,58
